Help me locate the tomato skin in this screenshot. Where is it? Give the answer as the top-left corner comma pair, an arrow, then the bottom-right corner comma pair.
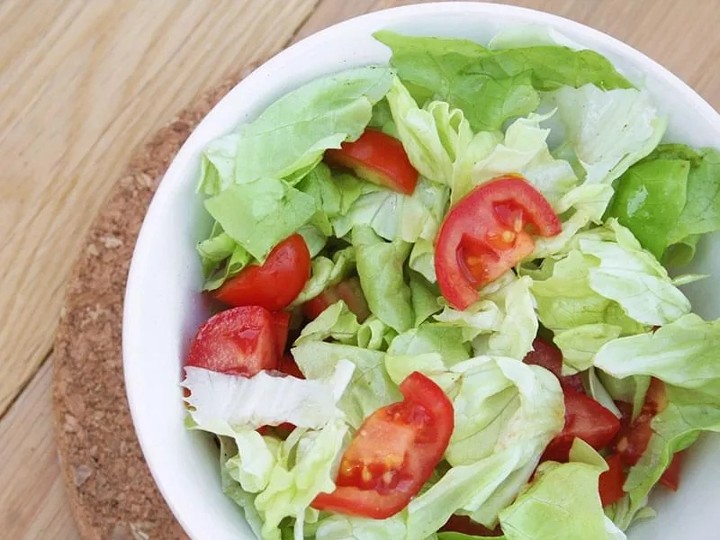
311,372 -> 454,518
543,387 -> 621,462
523,338 -> 584,393
184,306 -> 280,376
614,378 -> 667,467
302,277 -> 371,322
659,452 -> 682,491
213,234 -> 310,311
325,130 -> 419,195
599,453 -> 625,506
269,311 -> 290,358
277,353 -> 304,379
435,176 -> 562,310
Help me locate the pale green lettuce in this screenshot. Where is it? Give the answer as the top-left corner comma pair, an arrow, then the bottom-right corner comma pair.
291,341 -> 401,429
291,247 -> 355,306
353,226 -> 414,333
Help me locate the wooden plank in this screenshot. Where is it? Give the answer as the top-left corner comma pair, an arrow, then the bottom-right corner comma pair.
0,0 -> 319,418
0,359 -> 80,540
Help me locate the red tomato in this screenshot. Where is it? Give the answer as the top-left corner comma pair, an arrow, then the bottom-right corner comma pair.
434,176 -> 562,310
441,515 -> 504,537
599,453 -> 625,506
659,452 -> 682,491
277,353 -> 304,379
184,306 -> 280,376
213,234 -> 310,311
614,378 -> 667,467
302,277 -> 371,322
269,311 -> 290,358
543,387 -> 621,462
311,372 -> 454,518
325,129 -> 419,195
523,338 -> 584,393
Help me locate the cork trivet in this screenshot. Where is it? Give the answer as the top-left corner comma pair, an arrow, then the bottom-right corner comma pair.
53,64 -> 259,540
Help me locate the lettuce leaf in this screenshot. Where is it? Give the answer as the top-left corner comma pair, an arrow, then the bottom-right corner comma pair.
198,66 -> 392,195
291,247 -> 355,306
204,177 -> 317,261
181,361 -> 354,434
375,31 -> 630,132
291,341 -> 401,429
353,226 -> 414,332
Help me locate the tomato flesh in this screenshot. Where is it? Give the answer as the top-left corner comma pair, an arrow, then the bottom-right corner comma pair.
599,453 -> 625,506
269,311 -> 290,358
659,452 -> 682,491
523,338 -> 584,393
184,306 -> 280,376
311,372 -> 454,518
213,234 -> 310,311
277,353 -> 304,379
614,378 -> 667,467
302,277 -> 371,322
435,176 -> 561,310
441,515 -> 504,537
543,387 -> 621,462
325,129 -> 419,195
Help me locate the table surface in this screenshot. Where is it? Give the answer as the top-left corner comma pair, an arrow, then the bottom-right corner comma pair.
1,0 -> 719,537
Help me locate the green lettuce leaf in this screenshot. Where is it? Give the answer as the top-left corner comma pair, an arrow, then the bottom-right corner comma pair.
196,222 -> 252,290
333,177 -> 450,244
204,177 -> 316,261
375,31 -> 630,132
353,226 -> 414,332
219,437 -> 265,539
498,440 -> 624,540
593,313 -> 720,396
315,513 -> 408,540
233,66 -> 392,186
291,247 -> 355,306
198,132 -> 240,195
609,144 -> 720,264
294,300 -> 361,346
543,85 -> 665,186
434,273 -> 538,360
291,341 -> 401,429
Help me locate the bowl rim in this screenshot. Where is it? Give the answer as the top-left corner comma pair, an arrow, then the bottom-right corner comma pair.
123,2 -> 720,539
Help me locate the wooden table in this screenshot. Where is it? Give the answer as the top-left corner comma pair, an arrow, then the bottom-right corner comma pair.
1,0 -> 718,537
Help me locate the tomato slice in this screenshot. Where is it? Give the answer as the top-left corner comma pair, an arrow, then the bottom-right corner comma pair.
184,306 -> 280,376
435,176 -> 562,310
659,452 -> 682,491
523,338 -> 584,393
269,311 -> 290,358
213,234 -> 310,311
599,453 -> 625,506
277,353 -> 304,379
302,277 -> 371,322
311,372 -> 454,518
543,387 -> 621,462
614,378 -> 667,467
325,129 -> 419,195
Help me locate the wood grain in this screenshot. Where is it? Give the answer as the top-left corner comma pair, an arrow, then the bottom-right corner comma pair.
0,0 -> 718,538
0,0 -> 319,418
0,360 -> 80,540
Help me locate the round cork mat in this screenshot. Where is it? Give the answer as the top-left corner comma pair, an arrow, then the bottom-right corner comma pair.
53,64 -> 258,540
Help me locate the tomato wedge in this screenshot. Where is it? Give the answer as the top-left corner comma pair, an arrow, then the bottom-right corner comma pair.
213,234 -> 310,311
614,378 -> 667,467
269,311 -> 290,358
302,277 -> 371,322
325,129 -> 419,195
659,452 -> 682,491
277,353 -> 304,379
523,338 -> 584,393
599,453 -> 625,506
311,372 -> 454,518
435,175 -> 562,310
543,387 -> 621,462
184,306 -> 281,376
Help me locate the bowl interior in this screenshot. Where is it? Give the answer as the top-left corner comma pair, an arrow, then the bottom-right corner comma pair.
123,3 -> 720,539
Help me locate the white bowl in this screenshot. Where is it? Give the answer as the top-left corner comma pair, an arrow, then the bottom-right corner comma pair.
123,3 -> 720,539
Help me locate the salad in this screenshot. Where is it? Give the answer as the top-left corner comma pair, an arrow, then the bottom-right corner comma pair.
180,28 -> 720,540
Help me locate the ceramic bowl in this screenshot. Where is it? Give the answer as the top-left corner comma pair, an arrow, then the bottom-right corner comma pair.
123,3 -> 720,538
